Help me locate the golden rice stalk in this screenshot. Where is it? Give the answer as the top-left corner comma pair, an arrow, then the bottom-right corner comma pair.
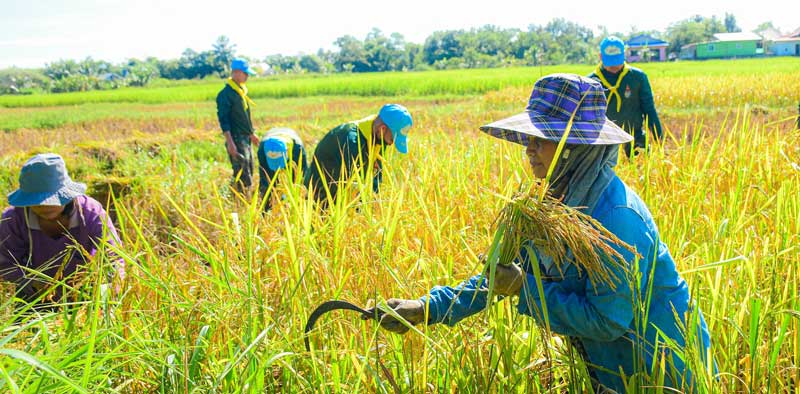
484,182 -> 638,289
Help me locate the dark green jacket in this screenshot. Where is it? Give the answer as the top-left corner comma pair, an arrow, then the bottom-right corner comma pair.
303,121 -> 383,203
216,84 -> 254,138
588,66 -> 663,146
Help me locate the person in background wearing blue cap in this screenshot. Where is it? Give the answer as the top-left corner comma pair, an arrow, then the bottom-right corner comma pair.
368,75 -> 712,392
0,153 -> 125,304
589,37 -> 663,157
256,127 -> 308,211
217,57 -> 260,193
303,104 -> 412,205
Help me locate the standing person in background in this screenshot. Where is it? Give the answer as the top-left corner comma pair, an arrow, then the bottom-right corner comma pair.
217,58 -> 259,193
0,153 -> 124,304
589,36 -> 663,156
256,127 -> 308,211
303,104 -> 412,205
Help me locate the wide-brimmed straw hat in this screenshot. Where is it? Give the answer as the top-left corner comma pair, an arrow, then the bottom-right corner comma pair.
7,153 -> 87,207
480,73 -> 632,146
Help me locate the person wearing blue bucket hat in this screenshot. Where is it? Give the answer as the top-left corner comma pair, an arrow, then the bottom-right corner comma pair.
303,103 -> 412,204
589,36 -> 663,157
256,127 -> 308,211
368,75 -> 712,393
217,57 -> 260,194
1,153 -> 125,303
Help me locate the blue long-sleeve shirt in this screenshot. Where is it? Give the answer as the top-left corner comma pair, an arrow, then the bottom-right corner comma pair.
420,175 -> 712,392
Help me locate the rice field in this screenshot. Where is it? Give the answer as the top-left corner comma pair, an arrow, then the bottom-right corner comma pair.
0,57 -> 799,393
1,57 -> 798,110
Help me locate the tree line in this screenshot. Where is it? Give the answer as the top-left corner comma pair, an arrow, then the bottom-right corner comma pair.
1,13 -> 762,95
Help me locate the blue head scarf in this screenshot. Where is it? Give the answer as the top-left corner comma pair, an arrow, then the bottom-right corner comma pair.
549,144 -> 619,214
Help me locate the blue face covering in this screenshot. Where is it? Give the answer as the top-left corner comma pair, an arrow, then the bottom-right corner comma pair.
549,144 -> 620,213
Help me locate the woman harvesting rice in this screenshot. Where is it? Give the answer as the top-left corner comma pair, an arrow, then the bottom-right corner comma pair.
371,74 -> 712,392
0,153 -> 124,303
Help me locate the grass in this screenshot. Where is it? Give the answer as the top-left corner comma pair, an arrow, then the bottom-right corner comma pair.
0,58 -> 799,392
0,57 -> 798,109
2,59 -> 799,132
0,94 -> 471,133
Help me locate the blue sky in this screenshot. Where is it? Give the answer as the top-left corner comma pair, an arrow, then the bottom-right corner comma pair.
1,0 -> 797,68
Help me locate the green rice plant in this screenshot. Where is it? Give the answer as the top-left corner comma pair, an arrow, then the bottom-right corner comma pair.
1,58 -> 797,109
0,59 -> 798,392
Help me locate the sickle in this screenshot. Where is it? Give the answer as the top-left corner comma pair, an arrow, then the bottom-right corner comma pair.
304,300 -> 384,351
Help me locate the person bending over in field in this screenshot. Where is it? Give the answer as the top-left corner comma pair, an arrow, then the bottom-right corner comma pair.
217,58 -> 260,194
256,127 -> 308,211
303,104 -> 412,205
0,153 -> 125,304
370,75 -> 712,393
588,36 -> 663,157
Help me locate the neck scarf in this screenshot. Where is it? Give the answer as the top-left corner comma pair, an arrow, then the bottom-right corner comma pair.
549,144 -> 620,214
357,114 -> 386,152
594,63 -> 629,112
227,78 -> 256,111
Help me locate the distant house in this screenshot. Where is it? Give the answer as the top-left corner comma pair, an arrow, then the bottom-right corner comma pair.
769,28 -> 800,56
757,27 -> 784,42
692,32 -> 765,59
756,27 -> 784,55
626,35 -> 668,62
679,43 -> 697,60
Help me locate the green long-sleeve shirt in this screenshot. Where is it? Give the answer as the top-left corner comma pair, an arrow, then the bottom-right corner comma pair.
216,84 -> 254,138
588,66 -> 663,146
303,116 -> 383,203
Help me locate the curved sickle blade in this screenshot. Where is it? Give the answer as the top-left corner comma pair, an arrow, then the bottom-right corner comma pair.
304,300 -> 383,351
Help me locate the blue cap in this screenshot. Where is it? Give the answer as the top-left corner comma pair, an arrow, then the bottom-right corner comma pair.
231,58 -> 257,76
262,138 -> 288,171
7,153 -> 87,207
600,37 -> 625,67
377,104 -> 413,154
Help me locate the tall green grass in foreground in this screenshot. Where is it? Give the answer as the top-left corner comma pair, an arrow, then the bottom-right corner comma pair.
0,104 -> 797,392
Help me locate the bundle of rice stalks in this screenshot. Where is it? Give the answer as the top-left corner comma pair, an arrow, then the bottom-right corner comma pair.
86,175 -> 136,223
77,141 -> 127,171
87,175 -> 135,205
484,181 -> 638,289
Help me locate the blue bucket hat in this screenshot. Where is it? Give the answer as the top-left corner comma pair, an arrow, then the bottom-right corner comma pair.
480,73 -> 632,146
262,137 -> 288,171
231,58 -> 257,76
7,153 -> 87,207
600,36 -> 626,67
377,104 -> 412,154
